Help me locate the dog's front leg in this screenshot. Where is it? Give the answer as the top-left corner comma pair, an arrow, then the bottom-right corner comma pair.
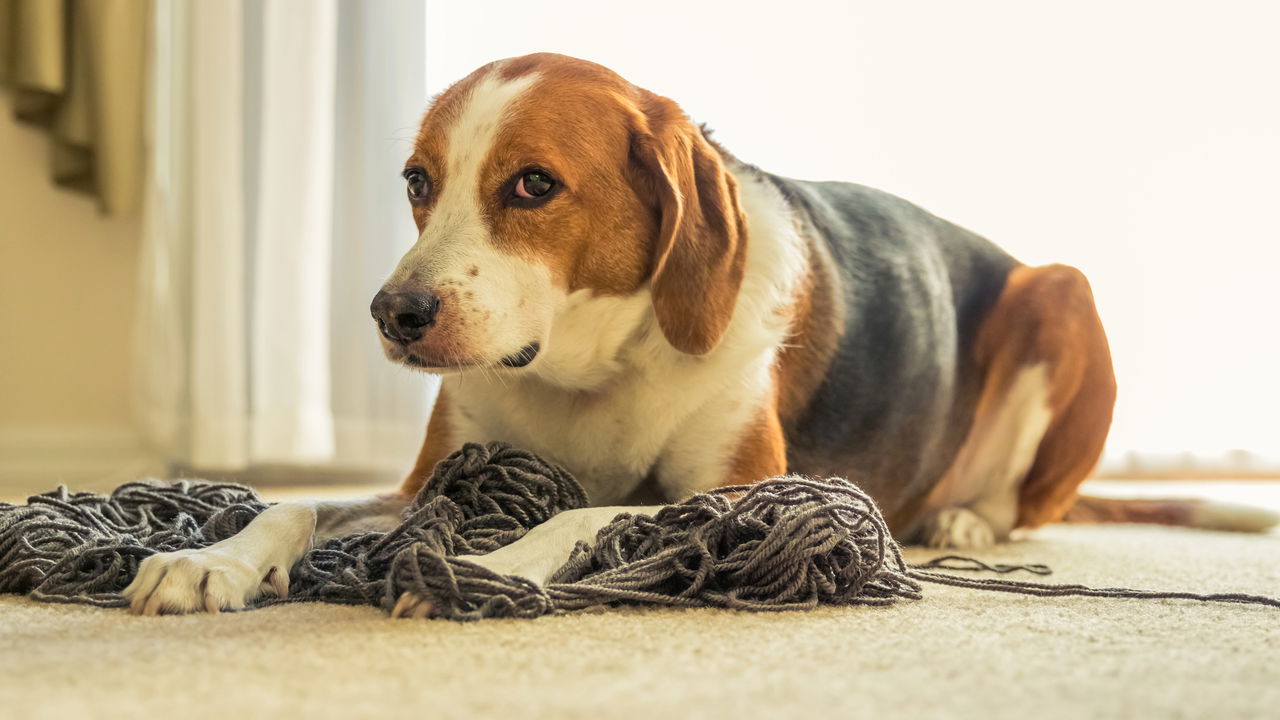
125,494 -> 406,615
389,504 -> 664,619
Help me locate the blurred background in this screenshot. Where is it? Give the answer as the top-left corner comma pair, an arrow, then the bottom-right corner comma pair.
1,0 -> 1277,496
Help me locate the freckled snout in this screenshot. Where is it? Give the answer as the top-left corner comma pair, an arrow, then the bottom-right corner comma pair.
370,289 -> 440,345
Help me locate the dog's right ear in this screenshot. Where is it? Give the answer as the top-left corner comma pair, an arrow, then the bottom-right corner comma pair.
627,90 -> 748,356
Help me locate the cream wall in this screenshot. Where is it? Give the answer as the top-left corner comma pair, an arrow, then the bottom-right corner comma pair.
427,0 -> 1280,471
0,93 -> 150,487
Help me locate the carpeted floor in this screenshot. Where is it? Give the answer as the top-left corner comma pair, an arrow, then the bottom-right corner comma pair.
3,483 -> 1279,719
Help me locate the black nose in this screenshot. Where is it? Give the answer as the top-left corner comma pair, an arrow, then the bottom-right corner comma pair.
370,290 -> 440,344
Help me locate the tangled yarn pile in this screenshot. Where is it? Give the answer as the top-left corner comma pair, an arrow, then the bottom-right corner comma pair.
1,442 -> 1277,620
398,472 -> 925,619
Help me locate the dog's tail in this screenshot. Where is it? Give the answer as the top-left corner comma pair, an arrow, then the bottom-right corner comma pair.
1063,494 -> 1279,533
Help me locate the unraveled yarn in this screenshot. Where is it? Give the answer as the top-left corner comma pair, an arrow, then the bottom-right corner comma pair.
1,442 -> 1277,619
400,473 -> 925,619
0,481 -> 267,606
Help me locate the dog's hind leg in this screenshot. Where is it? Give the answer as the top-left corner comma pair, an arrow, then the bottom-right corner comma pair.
911,264 -> 1116,548
917,363 -> 1055,548
124,494 -> 408,615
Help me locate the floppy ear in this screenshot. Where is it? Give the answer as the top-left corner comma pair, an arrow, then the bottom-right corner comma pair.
629,92 -> 748,355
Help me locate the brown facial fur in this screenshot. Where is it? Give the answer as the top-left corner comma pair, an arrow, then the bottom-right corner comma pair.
404,56 -> 654,299
377,286 -> 482,368
401,53 -> 748,356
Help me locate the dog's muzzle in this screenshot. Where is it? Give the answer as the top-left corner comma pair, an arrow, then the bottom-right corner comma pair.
370,290 -> 440,345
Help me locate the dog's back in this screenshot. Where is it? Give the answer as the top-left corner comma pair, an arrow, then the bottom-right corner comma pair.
767,174 -> 1021,524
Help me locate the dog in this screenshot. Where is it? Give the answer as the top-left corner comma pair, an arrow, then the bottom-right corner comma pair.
124,53 -> 1255,617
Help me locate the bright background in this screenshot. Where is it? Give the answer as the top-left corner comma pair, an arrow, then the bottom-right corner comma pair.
426,0 -> 1280,472
3,1 -> 1277,493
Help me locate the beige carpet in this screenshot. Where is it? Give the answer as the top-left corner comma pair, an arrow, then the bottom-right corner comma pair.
3,486 -> 1279,719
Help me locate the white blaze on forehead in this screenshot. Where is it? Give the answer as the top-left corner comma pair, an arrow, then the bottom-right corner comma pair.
389,68 -> 555,362
428,70 -> 539,242
390,68 -> 540,282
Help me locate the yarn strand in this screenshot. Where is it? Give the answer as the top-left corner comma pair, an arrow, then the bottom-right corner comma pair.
1,442 -> 1277,619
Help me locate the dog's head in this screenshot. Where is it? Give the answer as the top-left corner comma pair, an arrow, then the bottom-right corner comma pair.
372,53 -> 748,380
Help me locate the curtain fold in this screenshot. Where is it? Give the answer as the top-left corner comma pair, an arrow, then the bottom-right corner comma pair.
135,0 -> 435,474
249,0 -> 338,464
188,0 -> 248,467
0,0 -> 148,215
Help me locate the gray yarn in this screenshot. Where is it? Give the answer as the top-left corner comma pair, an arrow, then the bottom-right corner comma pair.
289,443 -> 589,611
0,481 -> 267,606
396,475 -> 925,619
2,442 -> 1278,619
908,556 -> 1280,608
0,443 -> 582,611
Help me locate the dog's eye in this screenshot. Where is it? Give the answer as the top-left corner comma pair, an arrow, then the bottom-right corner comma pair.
403,168 -> 430,202
514,170 -> 554,199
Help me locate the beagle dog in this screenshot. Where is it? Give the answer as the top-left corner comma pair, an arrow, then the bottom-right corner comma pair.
126,52 -> 1132,616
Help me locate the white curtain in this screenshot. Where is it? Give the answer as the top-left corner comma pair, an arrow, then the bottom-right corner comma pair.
135,0 -> 436,473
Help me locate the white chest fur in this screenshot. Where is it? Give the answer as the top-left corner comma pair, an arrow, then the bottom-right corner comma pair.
439,165 -> 807,505
444,324 -> 773,503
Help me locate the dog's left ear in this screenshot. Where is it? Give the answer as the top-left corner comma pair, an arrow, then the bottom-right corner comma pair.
628,91 -> 748,356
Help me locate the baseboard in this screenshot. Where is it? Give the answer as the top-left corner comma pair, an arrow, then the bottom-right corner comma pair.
1099,450 -> 1280,478
0,425 -> 166,498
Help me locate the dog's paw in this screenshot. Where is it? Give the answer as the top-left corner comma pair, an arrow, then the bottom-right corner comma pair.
389,591 -> 435,619
124,548 -> 287,616
387,555 -> 505,620
922,507 -> 996,549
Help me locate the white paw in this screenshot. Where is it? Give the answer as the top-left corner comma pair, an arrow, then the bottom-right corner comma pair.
457,552 -> 541,582
924,507 -> 996,549
124,548 -> 287,616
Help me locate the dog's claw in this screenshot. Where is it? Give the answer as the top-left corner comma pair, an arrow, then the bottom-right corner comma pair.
390,591 -> 413,618
391,591 -> 432,619
266,566 -> 289,600
143,589 -> 164,617
412,600 -> 432,619
123,548 -> 264,615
